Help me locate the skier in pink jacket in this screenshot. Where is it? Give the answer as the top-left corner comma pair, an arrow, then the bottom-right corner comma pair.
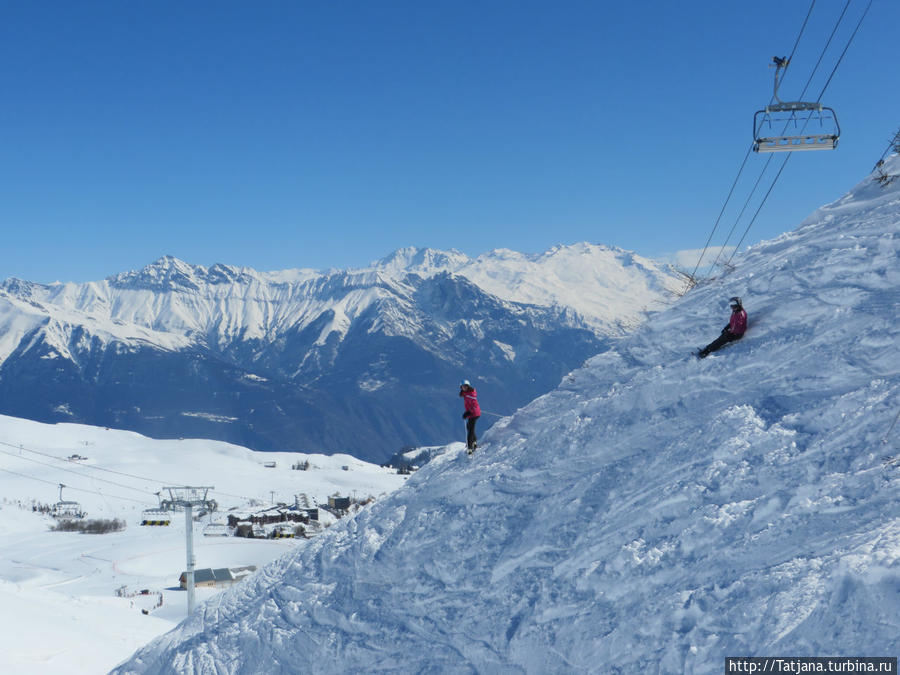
459,380 -> 481,452
698,297 -> 747,358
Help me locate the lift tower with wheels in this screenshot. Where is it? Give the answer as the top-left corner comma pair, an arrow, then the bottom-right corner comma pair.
163,486 -> 216,615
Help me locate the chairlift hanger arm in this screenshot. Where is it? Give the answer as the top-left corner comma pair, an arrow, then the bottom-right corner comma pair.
771,56 -> 790,104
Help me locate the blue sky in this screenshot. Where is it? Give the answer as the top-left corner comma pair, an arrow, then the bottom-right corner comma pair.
1,1 -> 897,283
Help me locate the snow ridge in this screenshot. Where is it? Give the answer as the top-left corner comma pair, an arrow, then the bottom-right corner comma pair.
115,160 -> 900,672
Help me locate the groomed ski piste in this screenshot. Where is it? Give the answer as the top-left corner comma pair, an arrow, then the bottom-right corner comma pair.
113,156 -> 899,673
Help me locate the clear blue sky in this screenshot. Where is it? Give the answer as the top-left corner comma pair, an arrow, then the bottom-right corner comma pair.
2,1 -> 897,283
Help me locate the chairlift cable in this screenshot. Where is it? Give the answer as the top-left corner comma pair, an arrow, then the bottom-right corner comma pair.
815,0 -> 873,102
0,467 -> 153,505
690,0 -> 816,281
770,0 -> 818,97
727,153 -> 793,264
0,438 -> 251,502
708,1 -> 826,272
804,0 -> 852,102
0,446 -> 158,498
710,154 -> 774,270
0,439 -> 173,491
724,0 -> 872,267
688,145 -> 753,282
751,1 -> 848,154
716,3 -> 847,265
1,466 -> 65,487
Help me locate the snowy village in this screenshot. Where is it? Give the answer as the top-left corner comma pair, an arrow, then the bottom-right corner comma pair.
1,2 -> 899,674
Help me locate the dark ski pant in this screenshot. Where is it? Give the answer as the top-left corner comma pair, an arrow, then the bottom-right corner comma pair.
466,415 -> 480,449
699,332 -> 742,358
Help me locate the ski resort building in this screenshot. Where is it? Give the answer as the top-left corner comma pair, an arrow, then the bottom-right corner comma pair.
178,566 -> 256,589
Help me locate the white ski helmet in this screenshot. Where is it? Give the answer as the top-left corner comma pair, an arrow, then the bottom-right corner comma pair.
729,296 -> 742,310
459,379 -> 471,388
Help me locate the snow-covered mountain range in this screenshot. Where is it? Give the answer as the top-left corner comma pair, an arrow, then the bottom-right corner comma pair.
114,157 -> 900,673
0,244 -> 681,462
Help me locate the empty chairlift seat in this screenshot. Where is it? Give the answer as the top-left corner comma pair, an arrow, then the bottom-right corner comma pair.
754,101 -> 840,152
752,57 -> 840,153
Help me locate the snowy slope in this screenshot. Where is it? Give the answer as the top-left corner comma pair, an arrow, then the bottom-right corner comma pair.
114,160 -> 900,674
0,415 -> 406,674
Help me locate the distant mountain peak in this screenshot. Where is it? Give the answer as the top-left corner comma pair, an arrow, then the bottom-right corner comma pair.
107,256 -> 254,291
371,247 -> 470,275
0,276 -> 42,297
107,255 -> 199,292
146,254 -> 193,273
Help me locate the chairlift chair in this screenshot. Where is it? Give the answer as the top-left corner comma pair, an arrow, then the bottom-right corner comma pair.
141,508 -> 172,526
53,501 -> 86,519
52,484 -> 86,519
752,57 -> 840,153
202,523 -> 229,537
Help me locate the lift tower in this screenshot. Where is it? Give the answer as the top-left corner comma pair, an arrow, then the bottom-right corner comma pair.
163,486 -> 216,615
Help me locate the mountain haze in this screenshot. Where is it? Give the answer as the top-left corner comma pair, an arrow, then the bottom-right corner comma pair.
115,157 -> 900,673
0,245 -> 681,462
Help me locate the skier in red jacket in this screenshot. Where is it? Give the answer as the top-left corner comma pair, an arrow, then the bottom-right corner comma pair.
459,380 -> 481,452
698,297 -> 747,358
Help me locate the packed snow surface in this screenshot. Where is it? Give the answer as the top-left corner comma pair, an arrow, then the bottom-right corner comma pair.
115,159 -> 900,673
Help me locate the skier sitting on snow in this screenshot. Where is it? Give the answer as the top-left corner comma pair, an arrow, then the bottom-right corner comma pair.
459,380 -> 481,452
698,297 -> 747,359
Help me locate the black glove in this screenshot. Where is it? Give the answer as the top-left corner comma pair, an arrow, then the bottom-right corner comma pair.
462,412 -> 470,419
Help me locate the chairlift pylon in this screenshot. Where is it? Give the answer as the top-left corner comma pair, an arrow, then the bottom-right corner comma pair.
753,56 -> 840,153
